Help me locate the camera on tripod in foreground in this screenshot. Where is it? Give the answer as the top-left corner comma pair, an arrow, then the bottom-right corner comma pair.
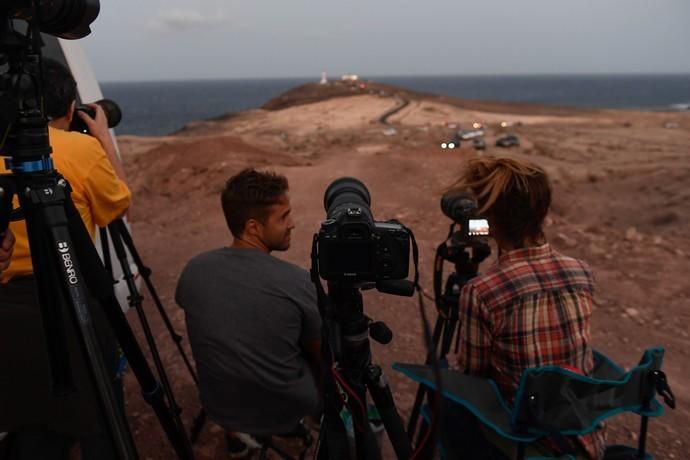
316,177 -> 411,283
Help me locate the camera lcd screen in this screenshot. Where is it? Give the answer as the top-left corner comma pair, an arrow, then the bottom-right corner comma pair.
468,219 -> 490,236
329,243 -> 372,275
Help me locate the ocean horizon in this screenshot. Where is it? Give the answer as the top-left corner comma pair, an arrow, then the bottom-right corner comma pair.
101,74 -> 690,136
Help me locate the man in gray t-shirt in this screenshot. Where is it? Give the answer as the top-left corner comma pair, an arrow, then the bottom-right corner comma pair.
175,169 -> 321,437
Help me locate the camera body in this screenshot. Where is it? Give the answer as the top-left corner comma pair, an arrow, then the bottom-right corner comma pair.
317,178 -> 410,282
318,213 -> 410,282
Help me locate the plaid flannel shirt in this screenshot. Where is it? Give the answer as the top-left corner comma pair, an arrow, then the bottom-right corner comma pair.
456,243 -> 605,460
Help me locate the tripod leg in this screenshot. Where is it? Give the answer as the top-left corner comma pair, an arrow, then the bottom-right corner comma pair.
22,185 -> 138,459
112,220 -> 198,385
56,201 -> 193,459
107,223 -> 192,454
314,384 -> 350,460
366,366 -> 413,460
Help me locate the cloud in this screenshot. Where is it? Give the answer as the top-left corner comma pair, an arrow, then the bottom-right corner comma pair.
147,8 -> 228,32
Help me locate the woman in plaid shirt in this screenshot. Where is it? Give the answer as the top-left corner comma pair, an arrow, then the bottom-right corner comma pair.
450,156 -> 605,459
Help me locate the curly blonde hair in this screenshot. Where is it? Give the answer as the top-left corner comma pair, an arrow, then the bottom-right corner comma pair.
449,156 -> 551,247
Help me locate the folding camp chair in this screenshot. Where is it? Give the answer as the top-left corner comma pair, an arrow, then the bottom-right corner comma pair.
395,348 -> 676,459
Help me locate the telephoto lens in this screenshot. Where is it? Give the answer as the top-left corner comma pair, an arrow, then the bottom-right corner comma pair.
324,177 -> 372,218
69,98 -> 122,135
10,0 -> 100,39
440,190 -> 477,223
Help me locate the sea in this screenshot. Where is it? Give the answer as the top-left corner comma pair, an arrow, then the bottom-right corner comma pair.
100,74 -> 690,137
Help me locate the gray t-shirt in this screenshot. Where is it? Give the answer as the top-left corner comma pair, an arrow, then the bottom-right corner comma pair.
175,247 -> 321,435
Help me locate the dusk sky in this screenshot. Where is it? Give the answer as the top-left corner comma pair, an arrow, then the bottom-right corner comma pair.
79,0 -> 690,82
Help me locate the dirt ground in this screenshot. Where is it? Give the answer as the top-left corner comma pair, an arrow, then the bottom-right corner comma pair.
115,81 -> 690,459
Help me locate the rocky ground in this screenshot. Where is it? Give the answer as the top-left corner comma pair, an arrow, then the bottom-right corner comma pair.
115,80 -> 690,459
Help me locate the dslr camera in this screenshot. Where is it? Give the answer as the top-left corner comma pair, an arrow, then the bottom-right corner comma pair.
316,177 -> 410,282
69,99 -> 123,134
440,191 -> 490,242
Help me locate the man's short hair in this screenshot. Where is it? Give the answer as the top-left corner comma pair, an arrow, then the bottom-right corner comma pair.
221,168 -> 289,238
42,58 -> 77,120
450,156 -> 551,247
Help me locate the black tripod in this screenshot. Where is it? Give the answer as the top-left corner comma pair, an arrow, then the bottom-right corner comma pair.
99,219 -> 200,442
316,283 -> 415,460
0,19 -> 193,460
406,224 -> 490,449
310,239 -> 414,460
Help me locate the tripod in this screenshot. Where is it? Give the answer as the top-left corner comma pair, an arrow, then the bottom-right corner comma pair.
99,219 -> 200,441
0,20 -> 193,460
315,282 -> 414,460
406,225 -> 490,449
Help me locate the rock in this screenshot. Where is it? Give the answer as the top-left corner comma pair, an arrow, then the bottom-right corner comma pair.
625,227 -> 644,242
652,236 -> 664,246
588,243 -> 606,256
651,211 -> 679,226
675,248 -> 685,257
625,308 -> 640,318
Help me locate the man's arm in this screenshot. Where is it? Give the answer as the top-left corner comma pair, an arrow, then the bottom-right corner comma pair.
300,280 -> 324,391
77,103 -> 128,185
303,337 -> 323,390
0,229 -> 14,273
456,284 -> 493,375
77,104 -> 132,226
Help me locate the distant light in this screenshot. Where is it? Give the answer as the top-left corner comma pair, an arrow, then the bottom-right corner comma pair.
472,122 -> 482,129
441,143 -> 448,149
448,142 -> 456,149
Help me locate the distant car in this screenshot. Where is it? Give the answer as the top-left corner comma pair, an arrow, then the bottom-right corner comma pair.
495,134 -> 520,148
473,138 -> 486,151
456,128 -> 485,141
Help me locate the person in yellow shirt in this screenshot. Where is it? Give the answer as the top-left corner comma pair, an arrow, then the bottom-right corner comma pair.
0,68 -> 130,282
0,58 -> 131,459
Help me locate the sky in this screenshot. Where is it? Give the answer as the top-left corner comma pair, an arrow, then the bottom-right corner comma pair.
77,0 -> 690,82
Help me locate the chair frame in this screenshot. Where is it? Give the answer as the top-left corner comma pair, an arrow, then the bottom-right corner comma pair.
394,348 -> 676,460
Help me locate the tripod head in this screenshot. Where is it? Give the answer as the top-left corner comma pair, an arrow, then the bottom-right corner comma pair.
0,17 -> 54,175
1,0 -> 99,168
